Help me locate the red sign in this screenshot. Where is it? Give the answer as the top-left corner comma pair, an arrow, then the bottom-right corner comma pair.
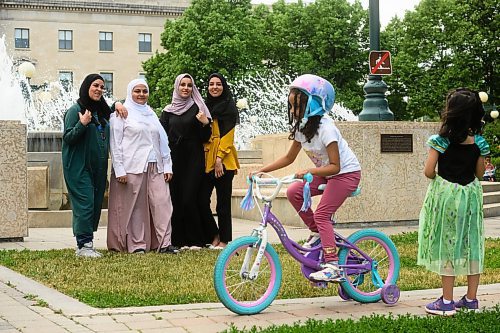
369,51 -> 392,75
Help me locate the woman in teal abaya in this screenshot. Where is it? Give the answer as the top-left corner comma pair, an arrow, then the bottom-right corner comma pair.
62,74 -> 111,258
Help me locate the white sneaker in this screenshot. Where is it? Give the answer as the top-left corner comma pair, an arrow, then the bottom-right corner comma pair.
309,262 -> 345,282
75,242 -> 102,258
303,232 -> 321,249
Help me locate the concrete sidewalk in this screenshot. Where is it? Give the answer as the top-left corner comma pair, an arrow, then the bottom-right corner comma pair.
0,216 -> 499,333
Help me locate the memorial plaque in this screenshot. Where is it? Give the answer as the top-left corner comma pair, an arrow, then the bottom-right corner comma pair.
380,134 -> 413,153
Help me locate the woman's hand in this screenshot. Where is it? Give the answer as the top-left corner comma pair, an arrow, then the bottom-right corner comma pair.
164,173 -> 173,182
117,175 -> 128,184
196,111 -> 209,125
214,157 -> 224,178
115,102 -> 128,119
79,110 -> 92,126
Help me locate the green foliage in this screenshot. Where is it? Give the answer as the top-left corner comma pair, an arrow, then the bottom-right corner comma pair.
143,0 -> 265,109
483,121 -> 500,156
0,233 -> 499,308
224,306 -> 500,333
382,0 -> 499,120
482,119 -> 500,178
142,0 -> 498,121
258,0 -> 369,112
143,0 -> 368,113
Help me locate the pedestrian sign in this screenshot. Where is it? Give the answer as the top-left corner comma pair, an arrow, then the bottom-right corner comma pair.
369,51 -> 392,75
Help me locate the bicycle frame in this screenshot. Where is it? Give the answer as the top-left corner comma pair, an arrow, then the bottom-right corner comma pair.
214,174 -> 401,314
248,201 -> 376,278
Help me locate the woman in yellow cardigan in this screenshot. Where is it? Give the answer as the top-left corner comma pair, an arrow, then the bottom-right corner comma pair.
201,73 -> 240,249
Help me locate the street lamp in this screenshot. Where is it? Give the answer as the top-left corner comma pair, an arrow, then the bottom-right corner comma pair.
358,0 -> 394,121
480,91 -> 499,120
18,61 -> 36,81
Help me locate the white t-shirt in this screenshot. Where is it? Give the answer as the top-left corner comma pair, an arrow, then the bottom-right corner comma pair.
294,116 -> 361,175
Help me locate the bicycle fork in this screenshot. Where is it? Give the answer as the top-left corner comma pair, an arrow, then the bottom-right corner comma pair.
240,227 -> 268,280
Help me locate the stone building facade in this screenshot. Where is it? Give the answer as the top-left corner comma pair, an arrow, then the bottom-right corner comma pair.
0,0 -> 190,99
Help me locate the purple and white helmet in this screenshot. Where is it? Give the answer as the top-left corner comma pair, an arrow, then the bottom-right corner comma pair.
289,74 -> 336,120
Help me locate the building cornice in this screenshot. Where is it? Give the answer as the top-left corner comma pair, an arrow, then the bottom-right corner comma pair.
0,0 -> 186,17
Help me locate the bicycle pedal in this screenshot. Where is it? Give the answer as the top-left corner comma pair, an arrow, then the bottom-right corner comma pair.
311,281 -> 328,288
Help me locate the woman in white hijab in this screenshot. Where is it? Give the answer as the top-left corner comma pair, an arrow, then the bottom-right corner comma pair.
107,79 -> 179,254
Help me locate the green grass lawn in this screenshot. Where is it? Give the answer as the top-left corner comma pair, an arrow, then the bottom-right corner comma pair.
223,306 -> 500,333
0,232 -> 499,308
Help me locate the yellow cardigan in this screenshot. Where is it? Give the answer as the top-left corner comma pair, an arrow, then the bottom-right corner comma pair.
204,119 -> 240,173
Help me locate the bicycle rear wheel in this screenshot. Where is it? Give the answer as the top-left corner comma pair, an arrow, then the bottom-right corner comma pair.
214,236 -> 282,315
338,229 -> 400,303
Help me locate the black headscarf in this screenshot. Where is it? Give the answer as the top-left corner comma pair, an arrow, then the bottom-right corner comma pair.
77,73 -> 112,124
205,73 -> 239,137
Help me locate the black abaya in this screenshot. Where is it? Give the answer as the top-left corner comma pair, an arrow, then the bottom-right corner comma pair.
160,104 -> 212,247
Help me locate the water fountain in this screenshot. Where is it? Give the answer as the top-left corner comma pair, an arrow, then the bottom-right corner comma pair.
232,69 -> 357,150
0,35 -> 28,239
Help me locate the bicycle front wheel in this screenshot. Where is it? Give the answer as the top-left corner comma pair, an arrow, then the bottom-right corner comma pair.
338,229 -> 400,303
214,236 -> 282,315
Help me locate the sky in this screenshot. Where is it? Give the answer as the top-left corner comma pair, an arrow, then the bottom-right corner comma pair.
251,0 -> 422,28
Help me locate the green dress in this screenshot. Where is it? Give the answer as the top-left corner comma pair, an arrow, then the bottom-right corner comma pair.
62,103 -> 110,237
417,134 -> 490,276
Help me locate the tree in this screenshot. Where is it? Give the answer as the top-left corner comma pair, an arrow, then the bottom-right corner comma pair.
143,0 -> 265,109
382,0 -> 499,120
264,0 -> 369,112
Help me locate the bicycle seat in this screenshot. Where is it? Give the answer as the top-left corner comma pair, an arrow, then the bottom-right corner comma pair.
317,184 -> 361,197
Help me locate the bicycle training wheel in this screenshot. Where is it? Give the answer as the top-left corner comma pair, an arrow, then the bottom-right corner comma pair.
337,229 -> 400,303
213,236 -> 282,315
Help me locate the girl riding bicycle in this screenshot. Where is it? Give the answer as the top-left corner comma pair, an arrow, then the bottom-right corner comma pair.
250,74 -> 361,282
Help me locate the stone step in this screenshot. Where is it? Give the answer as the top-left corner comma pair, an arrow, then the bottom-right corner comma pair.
482,181 -> 500,193
484,203 -> 500,218
29,210 -> 108,228
238,150 -> 262,165
484,191 -> 500,205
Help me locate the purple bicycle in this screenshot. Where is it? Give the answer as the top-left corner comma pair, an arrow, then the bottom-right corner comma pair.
214,174 -> 401,315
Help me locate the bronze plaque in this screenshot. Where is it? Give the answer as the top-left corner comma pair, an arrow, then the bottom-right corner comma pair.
380,134 -> 413,153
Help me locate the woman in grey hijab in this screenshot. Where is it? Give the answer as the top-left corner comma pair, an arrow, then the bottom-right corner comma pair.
160,73 -> 212,249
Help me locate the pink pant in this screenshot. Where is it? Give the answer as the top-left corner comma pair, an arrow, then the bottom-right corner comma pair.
287,171 -> 361,262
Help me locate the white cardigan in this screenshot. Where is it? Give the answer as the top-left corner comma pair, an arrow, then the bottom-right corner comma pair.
110,111 -> 172,178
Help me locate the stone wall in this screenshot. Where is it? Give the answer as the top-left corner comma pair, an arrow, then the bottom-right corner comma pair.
232,122 -> 440,226
0,121 -> 28,238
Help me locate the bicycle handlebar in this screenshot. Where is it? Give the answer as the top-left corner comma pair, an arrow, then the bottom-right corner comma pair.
251,174 -> 301,202
248,173 -> 361,204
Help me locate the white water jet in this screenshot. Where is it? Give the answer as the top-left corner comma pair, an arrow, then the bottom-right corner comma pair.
2,35 -> 356,150
231,69 -> 358,150
0,35 -> 27,123
0,35 -> 80,132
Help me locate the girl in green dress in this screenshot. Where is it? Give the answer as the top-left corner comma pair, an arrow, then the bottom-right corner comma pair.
418,88 -> 490,315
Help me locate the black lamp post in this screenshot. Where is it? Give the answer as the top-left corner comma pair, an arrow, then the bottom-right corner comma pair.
358,0 -> 394,121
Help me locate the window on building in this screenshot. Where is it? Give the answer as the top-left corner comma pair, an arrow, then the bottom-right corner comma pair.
99,32 -> 113,51
100,72 -> 113,96
59,71 -> 73,91
15,28 -> 29,48
58,30 -> 73,50
138,33 -> 152,52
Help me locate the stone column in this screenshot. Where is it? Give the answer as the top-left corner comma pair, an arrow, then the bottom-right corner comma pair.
0,120 -> 28,240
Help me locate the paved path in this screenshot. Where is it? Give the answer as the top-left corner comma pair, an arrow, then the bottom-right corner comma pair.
0,216 -> 499,333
